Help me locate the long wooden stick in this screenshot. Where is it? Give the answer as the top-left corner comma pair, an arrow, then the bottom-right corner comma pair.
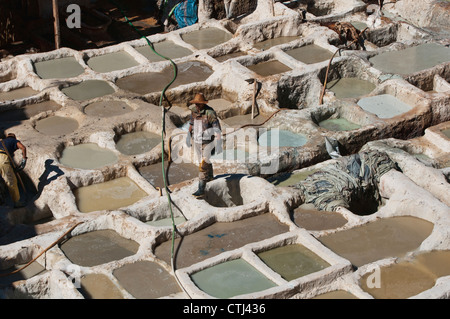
319,27 -> 368,105
0,222 -> 84,278
252,80 -> 257,119
53,0 -> 61,49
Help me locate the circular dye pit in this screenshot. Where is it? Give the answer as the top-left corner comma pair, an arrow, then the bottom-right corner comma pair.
181,27 -> 232,50
258,129 -> 308,147
60,229 -> 139,267
357,94 -> 413,119
154,214 -> 290,269
190,259 -> 277,299
112,261 -> 182,299
292,203 -> 348,231
59,143 -> 118,169
73,177 -> 147,213
84,100 -> 134,117
285,44 -> 333,64
33,57 -> 84,79
34,116 -> 79,136
318,216 -> 434,267
257,244 -> 330,281
203,175 -> 258,208
87,51 -> 139,73
326,78 -> 376,99
319,118 -> 361,131
61,80 -> 115,101
0,100 -> 61,123
115,131 -> 160,155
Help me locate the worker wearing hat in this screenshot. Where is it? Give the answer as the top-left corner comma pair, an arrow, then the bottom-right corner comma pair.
0,133 -> 27,207
186,93 -> 222,198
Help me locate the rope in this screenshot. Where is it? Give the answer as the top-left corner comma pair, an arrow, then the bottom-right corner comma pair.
108,0 -> 190,298
0,222 -> 84,278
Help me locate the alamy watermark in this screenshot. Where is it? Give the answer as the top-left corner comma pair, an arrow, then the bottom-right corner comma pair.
65,4 -> 81,29
366,265 -> 381,289
170,127 -> 282,174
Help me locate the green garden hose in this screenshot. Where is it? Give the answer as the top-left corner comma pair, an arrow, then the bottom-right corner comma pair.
108,0 -> 189,297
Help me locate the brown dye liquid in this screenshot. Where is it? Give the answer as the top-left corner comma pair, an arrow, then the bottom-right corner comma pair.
59,143 -> 118,170
312,290 -> 358,299
268,169 -> 318,187
293,204 -> 348,231
154,213 -> 289,268
285,44 -> 333,64
138,162 -> 198,188
113,261 -> 182,298
73,177 -> 147,213
360,250 -> 450,299
79,274 -> 124,299
253,36 -> 299,51
115,61 -> 213,95
0,100 -> 61,122
115,131 -> 160,155
214,51 -> 247,62
135,41 -> 193,62
60,229 -> 139,267
318,216 -> 434,267
0,87 -> 38,101
222,113 -> 268,128
181,27 -> 232,50
34,116 -> 79,136
84,100 -> 134,117
246,60 -> 292,77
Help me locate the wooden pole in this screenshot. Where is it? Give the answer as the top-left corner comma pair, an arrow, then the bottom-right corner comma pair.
252,80 -> 257,119
52,0 -> 61,49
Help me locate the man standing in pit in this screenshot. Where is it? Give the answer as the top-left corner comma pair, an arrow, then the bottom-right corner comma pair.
186,93 -> 222,198
0,133 -> 27,208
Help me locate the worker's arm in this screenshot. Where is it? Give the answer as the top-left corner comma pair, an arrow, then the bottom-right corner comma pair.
16,141 -> 27,171
17,141 -> 27,159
